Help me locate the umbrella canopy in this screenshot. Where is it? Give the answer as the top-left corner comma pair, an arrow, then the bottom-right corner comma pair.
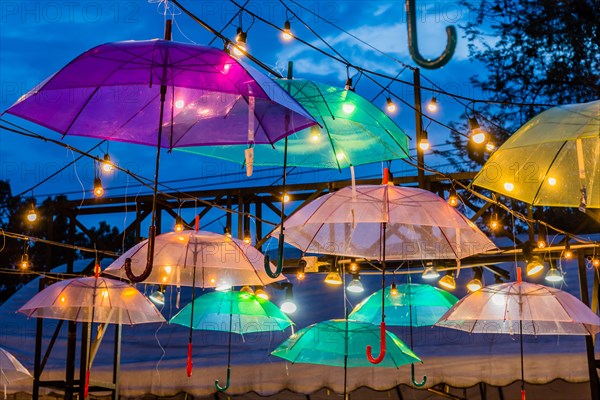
104,230 -> 285,287
271,319 -> 420,368
17,276 -> 165,325
275,184 -> 496,260
435,279 -> 600,335
0,348 -> 32,385
170,290 -> 293,334
472,100 -> 599,208
178,79 -> 409,169
349,284 -> 458,326
5,40 -> 316,147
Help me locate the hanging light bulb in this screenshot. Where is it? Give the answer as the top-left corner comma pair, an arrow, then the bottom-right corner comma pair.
348,259 -> 359,274
426,97 -> 438,113
489,213 -> 500,231
537,237 -> 547,249
174,215 -> 184,233
422,262 -> 440,280
93,177 -> 104,197
281,20 -> 292,41
102,153 -> 113,173
438,271 -> 456,290
447,188 -> 459,207
255,287 -> 269,300
526,257 -> 545,276
240,285 -> 254,294
390,282 -> 399,297
547,177 -> 557,186
243,229 -> 251,244
346,276 -> 364,293
344,77 -> 353,91
223,226 -> 232,238
26,203 -> 37,222
563,242 -> 573,259
469,117 -> 486,144
281,286 -> 297,313
545,264 -> 563,282
386,97 -> 397,113
466,268 -> 483,292
20,253 -> 30,269
309,126 -> 321,142
342,103 -> 355,114
419,130 -> 430,151
324,269 -> 343,285
282,193 -> 290,203
592,258 -> 600,268
296,270 -> 305,280
233,27 -> 247,56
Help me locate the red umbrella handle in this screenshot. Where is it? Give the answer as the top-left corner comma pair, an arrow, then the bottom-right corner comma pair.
186,342 -> 193,377
125,226 -> 155,283
366,322 -> 386,364
84,370 -> 90,398
521,389 -> 526,400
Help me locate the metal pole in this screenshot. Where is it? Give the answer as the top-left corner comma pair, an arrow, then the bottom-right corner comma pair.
578,251 -> 600,400
413,68 -> 425,189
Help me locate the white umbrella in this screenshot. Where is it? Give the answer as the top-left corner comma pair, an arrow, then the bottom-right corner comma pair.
0,348 -> 32,399
435,268 -> 600,399
105,230 -> 285,287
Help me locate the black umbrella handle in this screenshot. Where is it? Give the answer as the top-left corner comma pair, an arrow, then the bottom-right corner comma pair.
124,225 -> 155,283
264,233 -> 284,278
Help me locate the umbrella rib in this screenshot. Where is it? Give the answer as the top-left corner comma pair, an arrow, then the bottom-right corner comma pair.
530,140 -> 568,206
62,87 -> 100,137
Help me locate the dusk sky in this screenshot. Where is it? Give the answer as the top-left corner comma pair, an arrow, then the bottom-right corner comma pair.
0,0 -> 490,231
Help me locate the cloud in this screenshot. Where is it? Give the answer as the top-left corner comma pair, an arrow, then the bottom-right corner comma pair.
373,4 -> 394,17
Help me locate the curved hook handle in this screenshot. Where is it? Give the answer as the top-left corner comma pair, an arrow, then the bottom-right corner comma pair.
264,233 -> 284,278
411,363 -> 427,387
366,322 -> 387,364
215,367 -> 231,392
186,342 -> 193,377
124,225 -> 156,283
406,0 -> 457,69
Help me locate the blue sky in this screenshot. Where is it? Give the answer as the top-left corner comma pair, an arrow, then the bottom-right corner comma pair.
0,0 -> 488,232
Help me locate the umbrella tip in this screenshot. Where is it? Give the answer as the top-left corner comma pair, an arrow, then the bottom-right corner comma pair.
516,267 -> 522,283
382,168 -> 394,186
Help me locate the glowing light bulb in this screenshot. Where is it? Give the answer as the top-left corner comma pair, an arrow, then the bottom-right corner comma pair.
469,117 -> 487,144
349,260 -> 358,273
297,271 -> 305,280
386,97 -> 396,113
223,63 -> 231,73
489,213 -> 500,231
93,177 -> 104,197
419,138 -> 430,151
255,288 -> 269,300
209,277 -> 216,285
175,100 -> 185,109
283,194 -> 290,203
336,152 -> 345,160
547,177 -> 557,186
472,132 -> 486,144
448,194 -> 459,207
426,97 -> 438,113
174,216 -> 184,233
102,153 -> 113,173
27,207 -> 37,222
310,126 -> 321,142
537,239 -> 546,249
342,103 -> 355,114
503,182 -> 515,192
281,20 -> 292,41
101,290 -> 109,298
60,296 -> 66,303
164,266 -> 172,274
20,254 -> 29,269
485,142 -> 496,152
390,282 -> 399,297
593,258 -> 600,268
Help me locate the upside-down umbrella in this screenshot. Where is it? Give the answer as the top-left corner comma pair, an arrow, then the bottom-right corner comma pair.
178,78 -> 410,170
275,181 -> 495,368
349,283 -> 458,386
0,348 -> 32,399
472,100 -> 599,210
435,268 -> 600,400
17,271 -> 165,397
104,230 -> 285,288
170,290 -> 294,391
4,25 -> 317,284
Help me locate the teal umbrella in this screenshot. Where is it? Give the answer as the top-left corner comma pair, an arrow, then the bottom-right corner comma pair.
170,290 -> 294,391
349,284 -> 458,327
348,283 -> 458,387
176,79 -> 409,170
271,319 -> 420,368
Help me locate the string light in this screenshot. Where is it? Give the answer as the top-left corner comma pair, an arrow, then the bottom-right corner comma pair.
243,229 -> 251,244
282,193 -> 290,203
422,262 -> 440,280
296,270 -> 305,280
281,20 -> 292,41
447,188 -> 459,207
349,259 -> 359,273
390,282 -> 399,297
419,130 -> 430,151
223,226 -> 232,238
503,182 -> 515,192
563,242 -> 572,259
20,253 -> 30,269
426,97 -> 438,113
233,27 -> 247,56
547,177 -> 557,186
281,286 -> 297,313
102,153 -> 113,173
386,97 -> 397,113
592,258 -> 600,268
26,203 -> 37,222
489,212 -> 500,231
174,215 -> 184,233
342,103 -> 355,114
469,117 -> 486,144
93,177 -> 104,197
310,126 -> 320,142
344,77 -> 353,91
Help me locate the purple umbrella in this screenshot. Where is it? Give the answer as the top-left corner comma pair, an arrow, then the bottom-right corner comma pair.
5,22 -> 317,283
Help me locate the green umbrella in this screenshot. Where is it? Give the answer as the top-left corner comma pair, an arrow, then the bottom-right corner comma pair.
170,290 -> 294,391
349,284 -> 458,327
176,79 -> 409,170
472,100 -> 599,209
271,319 -> 420,368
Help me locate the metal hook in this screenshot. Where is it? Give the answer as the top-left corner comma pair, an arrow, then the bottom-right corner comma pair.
366,322 -> 387,364
406,0 -> 457,69
215,367 -> 231,392
411,363 -> 427,387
